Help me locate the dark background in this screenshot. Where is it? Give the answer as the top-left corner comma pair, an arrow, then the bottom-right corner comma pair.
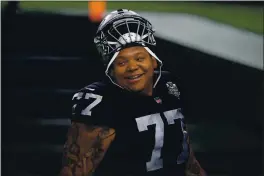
2,2 -> 263,176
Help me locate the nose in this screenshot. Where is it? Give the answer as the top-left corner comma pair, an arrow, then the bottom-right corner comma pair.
126,60 -> 138,72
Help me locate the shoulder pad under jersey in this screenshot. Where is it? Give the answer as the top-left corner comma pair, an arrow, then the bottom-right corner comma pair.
71,81 -> 113,126
157,71 -> 182,100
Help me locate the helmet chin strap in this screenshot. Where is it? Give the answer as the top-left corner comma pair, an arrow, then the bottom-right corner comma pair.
105,47 -> 163,90
105,51 -> 124,89
143,47 -> 163,88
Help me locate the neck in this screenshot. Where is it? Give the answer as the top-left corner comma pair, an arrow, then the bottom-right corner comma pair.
140,80 -> 154,96
143,86 -> 153,96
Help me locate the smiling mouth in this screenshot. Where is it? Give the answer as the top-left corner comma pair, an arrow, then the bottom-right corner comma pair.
125,73 -> 144,81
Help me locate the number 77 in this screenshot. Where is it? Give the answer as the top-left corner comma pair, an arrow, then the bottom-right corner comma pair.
72,92 -> 103,116
135,109 -> 189,172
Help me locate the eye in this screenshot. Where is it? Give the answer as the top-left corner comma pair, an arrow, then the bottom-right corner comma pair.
116,60 -> 127,66
136,57 -> 145,62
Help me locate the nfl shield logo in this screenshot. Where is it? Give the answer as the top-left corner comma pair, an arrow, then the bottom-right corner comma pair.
154,97 -> 162,104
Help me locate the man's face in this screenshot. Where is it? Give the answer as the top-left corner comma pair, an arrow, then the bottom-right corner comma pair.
111,46 -> 158,96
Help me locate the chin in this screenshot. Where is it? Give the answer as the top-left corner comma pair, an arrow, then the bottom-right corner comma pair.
130,87 -> 143,92
127,86 -> 144,93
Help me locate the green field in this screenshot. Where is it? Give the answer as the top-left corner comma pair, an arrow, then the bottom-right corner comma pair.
16,1 -> 264,34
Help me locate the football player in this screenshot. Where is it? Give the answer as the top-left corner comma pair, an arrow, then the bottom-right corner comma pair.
59,9 -> 207,176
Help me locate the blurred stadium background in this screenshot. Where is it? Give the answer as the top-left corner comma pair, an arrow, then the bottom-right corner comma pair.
1,1 -> 263,176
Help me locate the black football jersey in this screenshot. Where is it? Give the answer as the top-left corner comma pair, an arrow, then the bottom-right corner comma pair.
71,71 -> 190,176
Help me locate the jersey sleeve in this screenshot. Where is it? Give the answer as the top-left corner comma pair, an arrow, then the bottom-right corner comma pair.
70,83 -> 113,127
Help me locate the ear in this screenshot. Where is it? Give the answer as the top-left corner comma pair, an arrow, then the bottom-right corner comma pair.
151,56 -> 158,69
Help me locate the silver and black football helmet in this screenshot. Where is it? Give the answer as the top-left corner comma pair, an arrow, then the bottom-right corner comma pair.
94,9 -> 163,88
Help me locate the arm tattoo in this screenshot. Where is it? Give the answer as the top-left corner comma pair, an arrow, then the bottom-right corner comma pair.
185,136 -> 207,176
60,122 -> 115,176
62,123 -> 80,173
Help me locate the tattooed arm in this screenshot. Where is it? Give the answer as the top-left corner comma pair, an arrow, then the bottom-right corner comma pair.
59,122 -> 116,176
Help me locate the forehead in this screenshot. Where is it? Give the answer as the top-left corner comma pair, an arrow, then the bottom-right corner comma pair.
117,46 -> 149,59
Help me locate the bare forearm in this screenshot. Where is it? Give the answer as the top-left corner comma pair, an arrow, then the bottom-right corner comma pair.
59,122 -> 115,176
185,158 -> 206,176
185,147 -> 206,176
